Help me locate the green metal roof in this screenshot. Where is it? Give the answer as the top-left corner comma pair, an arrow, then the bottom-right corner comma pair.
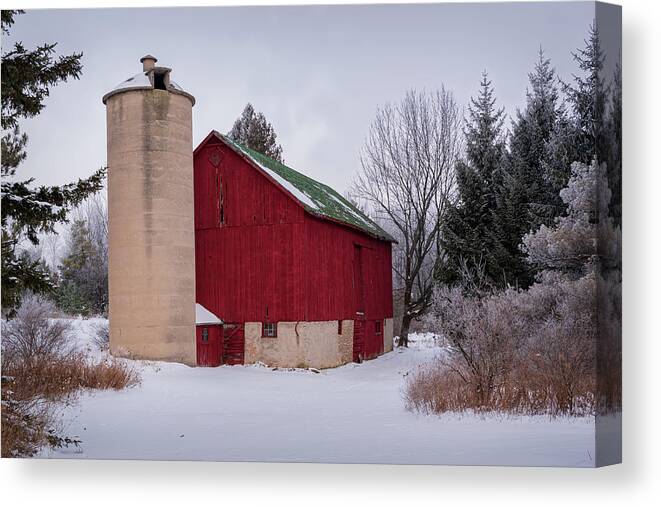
218,133 -> 394,242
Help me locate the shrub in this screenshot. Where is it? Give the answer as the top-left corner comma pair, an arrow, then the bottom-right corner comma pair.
407,272 -> 607,416
1,292 -> 73,365
1,295 -> 139,457
1,376 -> 55,458
2,353 -> 139,457
92,321 -> 109,351
6,353 -> 139,401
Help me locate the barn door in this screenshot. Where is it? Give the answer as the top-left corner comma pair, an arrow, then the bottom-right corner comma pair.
353,315 -> 366,362
353,245 -> 366,362
363,319 -> 383,360
223,323 -> 245,365
196,325 -> 222,367
353,245 -> 365,313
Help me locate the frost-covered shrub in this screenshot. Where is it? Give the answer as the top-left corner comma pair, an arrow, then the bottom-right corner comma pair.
518,274 -> 598,414
410,274 -> 599,415
522,159 -> 621,413
1,375 -> 54,458
92,321 -> 110,351
595,270 -> 622,413
1,295 -> 138,457
423,286 -> 527,407
2,351 -> 139,457
1,293 -> 72,457
1,292 -> 73,365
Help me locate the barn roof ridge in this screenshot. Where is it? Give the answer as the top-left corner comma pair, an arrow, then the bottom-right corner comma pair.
204,131 -> 395,242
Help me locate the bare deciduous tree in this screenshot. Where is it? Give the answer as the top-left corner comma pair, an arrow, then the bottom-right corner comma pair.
353,88 -> 462,346
40,233 -> 62,270
73,192 -> 108,257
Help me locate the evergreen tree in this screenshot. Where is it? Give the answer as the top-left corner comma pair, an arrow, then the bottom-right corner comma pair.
607,59 -> 622,224
508,48 -> 563,229
540,109 -> 582,216
1,10 -> 106,313
227,103 -> 284,161
562,23 -> 610,166
438,72 -> 512,289
543,23 -> 611,221
56,220 -> 101,315
490,168 -> 534,289
489,50 -> 566,288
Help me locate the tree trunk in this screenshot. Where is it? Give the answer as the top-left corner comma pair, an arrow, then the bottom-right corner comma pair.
399,313 -> 412,347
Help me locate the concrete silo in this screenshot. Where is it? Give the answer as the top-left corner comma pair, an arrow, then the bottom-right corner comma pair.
102,55 -> 196,365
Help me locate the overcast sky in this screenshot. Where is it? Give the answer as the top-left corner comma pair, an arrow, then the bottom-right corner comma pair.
4,2 -> 617,194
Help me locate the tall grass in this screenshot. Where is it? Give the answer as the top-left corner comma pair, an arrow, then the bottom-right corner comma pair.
404,357 -> 596,417
405,272 -> 620,417
1,294 -> 139,457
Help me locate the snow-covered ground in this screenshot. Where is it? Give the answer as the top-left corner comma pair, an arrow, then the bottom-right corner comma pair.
39,320 -> 596,466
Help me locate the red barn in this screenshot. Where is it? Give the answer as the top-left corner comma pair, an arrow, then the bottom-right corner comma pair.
193,131 -> 395,368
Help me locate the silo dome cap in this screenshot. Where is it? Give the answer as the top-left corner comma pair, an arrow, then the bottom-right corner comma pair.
140,54 -> 157,64
102,55 -> 195,105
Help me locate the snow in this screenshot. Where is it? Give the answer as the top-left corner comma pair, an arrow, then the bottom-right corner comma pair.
196,303 -> 223,325
38,322 -> 596,466
3,194 -> 63,212
327,191 -> 374,229
108,71 -> 152,93
103,72 -> 189,100
252,159 -> 321,211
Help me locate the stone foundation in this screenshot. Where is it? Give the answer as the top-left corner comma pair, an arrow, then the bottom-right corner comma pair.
244,318 -> 393,369
245,320 -> 354,369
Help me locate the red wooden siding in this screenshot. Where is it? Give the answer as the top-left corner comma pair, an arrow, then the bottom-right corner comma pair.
302,215 -> 393,321
196,223 -> 304,323
196,325 -> 222,367
195,140 -> 302,231
194,151 -> 221,230
194,134 -> 393,339
353,245 -> 365,313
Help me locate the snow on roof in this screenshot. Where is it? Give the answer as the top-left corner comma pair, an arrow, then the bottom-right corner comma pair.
108,71 -> 152,93
169,81 -> 186,92
102,70 -> 195,105
216,133 -> 395,242
195,304 -> 223,325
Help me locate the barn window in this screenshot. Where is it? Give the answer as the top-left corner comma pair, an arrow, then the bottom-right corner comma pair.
202,327 -> 209,342
375,320 -> 382,335
337,320 -> 342,335
263,322 -> 277,338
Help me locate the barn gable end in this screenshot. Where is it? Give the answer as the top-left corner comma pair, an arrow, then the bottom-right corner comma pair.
194,134 -> 304,229
196,131 -> 395,242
